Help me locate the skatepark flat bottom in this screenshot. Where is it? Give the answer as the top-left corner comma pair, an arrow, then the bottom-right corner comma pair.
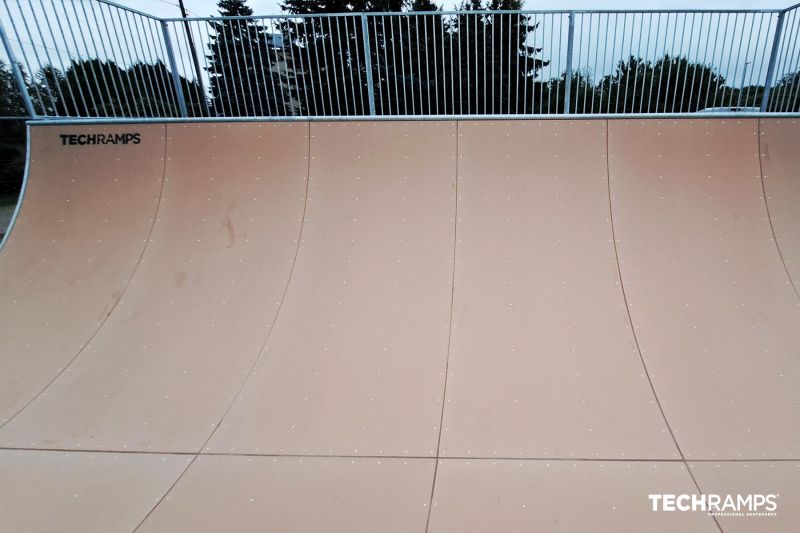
0,118 -> 798,532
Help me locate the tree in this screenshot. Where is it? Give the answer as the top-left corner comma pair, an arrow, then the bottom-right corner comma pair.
592,55 -> 728,114
207,0 -> 289,116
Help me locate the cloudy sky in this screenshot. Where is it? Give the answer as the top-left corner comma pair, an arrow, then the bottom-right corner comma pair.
119,0 -> 784,19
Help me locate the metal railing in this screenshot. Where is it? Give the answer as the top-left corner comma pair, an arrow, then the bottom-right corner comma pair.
0,1 -> 799,119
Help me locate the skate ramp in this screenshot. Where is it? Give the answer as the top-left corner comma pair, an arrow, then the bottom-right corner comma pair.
0,119 -> 798,532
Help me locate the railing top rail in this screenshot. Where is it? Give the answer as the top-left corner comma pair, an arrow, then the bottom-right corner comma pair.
95,0 -> 162,21
159,8 -> 785,23
782,1 -> 800,11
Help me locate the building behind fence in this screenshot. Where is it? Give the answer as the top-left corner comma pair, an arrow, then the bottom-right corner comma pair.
0,0 -> 800,119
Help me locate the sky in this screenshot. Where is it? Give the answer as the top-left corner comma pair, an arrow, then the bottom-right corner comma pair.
119,0 -> 786,19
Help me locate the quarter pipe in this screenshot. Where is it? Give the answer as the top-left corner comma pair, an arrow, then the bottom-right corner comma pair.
0,118 -> 797,532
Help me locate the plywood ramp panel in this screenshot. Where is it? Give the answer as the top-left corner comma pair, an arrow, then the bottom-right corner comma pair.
609,119 -> 800,459
0,125 -> 164,423
427,459 -> 717,532
207,121 -> 455,456
441,120 -> 675,459
138,456 -> 433,532
0,123 -> 308,452
690,461 -> 800,532
759,118 -> 800,291
0,450 -> 191,533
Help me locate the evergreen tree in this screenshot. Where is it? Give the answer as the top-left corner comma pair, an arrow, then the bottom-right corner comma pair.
207,0 -> 289,116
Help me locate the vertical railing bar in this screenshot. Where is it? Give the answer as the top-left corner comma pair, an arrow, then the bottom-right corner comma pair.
302,19 -> 318,116
83,0 -> 121,115
323,17 -> 338,115
449,15 -> 454,114
774,10 -> 798,111
660,13 -> 678,113
612,13 -> 624,113
424,14 -> 431,114
161,20 -> 187,117
348,17 -> 363,114
633,13 -> 646,113
111,5 -> 150,117
406,16 -> 415,115
721,13 -> 739,108
433,13 -> 439,115
331,17 -> 347,115
700,13 -> 720,111
678,13 -> 696,112
248,19 -> 264,117
251,19 -> 269,117
482,13 -> 486,114
139,17 -> 170,116
780,17 -> 800,112
29,0 -> 77,114
59,0 -> 97,115
100,2 -> 139,117
224,19 -> 244,116
730,14 -> 753,108
386,16 -> 396,115
516,13 -> 522,114
504,12 -> 509,114
582,14 -> 592,113
592,14 -> 606,113
744,13 -> 766,107
43,0 -> 89,116
668,13 -> 686,113
692,12 -> 707,111
171,21 -> 197,115
395,16 -> 406,115
778,10 -> 800,111
631,13 -> 653,113
647,12 -> 662,113
621,13 -> 634,112
115,6 -> 153,117
466,13 -> 471,115
564,11 -> 574,113
414,15 -> 427,114
118,9 -> 155,117
284,18 -> 303,117
68,0 -> 107,116
190,19 -> 211,116
153,18 -> 181,116
783,11 -> 800,111
382,16 -> 392,114
603,14 -> 615,112
710,13 -> 731,108
365,16 -> 379,115
269,19 -> 288,116
0,17 -> 35,117
341,17 -> 355,115
94,1 -> 133,116
456,14 -> 461,114
128,11 -> 161,116
235,19 -> 256,116
13,0 -> 58,114
210,19 -> 233,117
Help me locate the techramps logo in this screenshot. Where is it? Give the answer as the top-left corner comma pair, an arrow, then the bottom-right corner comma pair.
59,133 -> 141,146
649,493 -> 779,518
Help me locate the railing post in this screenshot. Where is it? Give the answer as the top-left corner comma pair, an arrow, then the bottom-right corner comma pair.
564,11 -> 575,114
161,20 -> 188,118
761,10 -> 786,112
361,14 -> 376,116
0,19 -> 35,118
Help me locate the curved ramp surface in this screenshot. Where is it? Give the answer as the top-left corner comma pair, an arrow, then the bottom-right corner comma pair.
608,118 -> 800,459
0,122 -> 308,452
0,124 -> 165,423
1,118 -> 799,532
759,118 -> 800,292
